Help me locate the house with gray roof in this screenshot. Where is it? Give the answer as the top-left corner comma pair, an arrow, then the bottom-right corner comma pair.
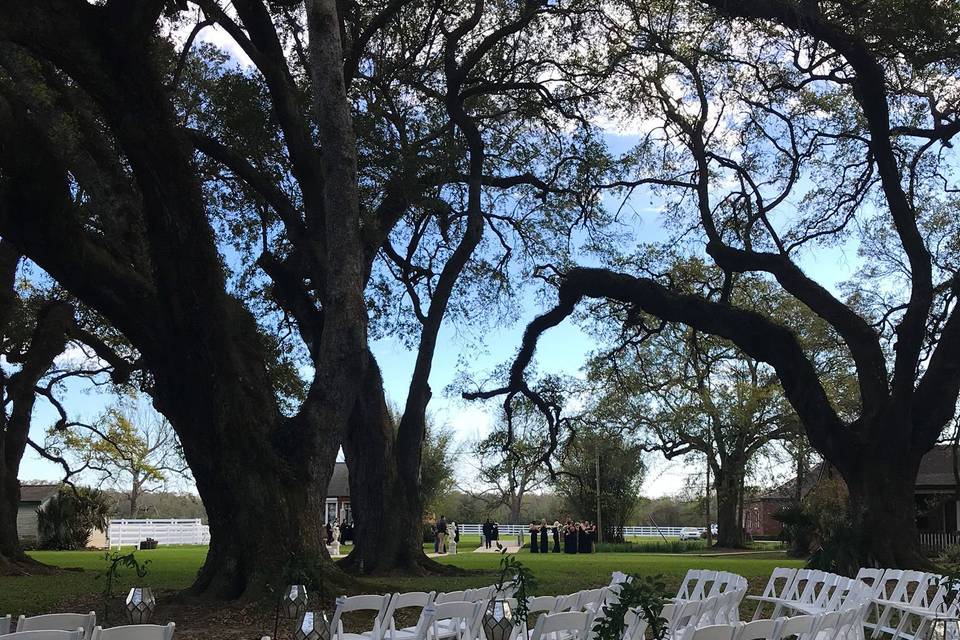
326,461 -> 351,525
17,484 -> 59,545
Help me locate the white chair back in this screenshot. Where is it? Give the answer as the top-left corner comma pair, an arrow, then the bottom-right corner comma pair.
528,611 -> 594,640
17,613 -> 96,639
734,618 -> 782,640
331,594 -> 393,640
811,611 -> 842,639
90,624 -> 175,640
692,572 -> 720,601
465,587 -> 495,603
435,591 -> 468,605
778,615 -> 815,639
385,592 -> 436,640
622,610 -> 648,640
429,601 -> 482,640
669,600 -> 703,638
3,631 -> 84,640
576,588 -> 606,612
690,624 -> 737,640
1,615 -> 11,635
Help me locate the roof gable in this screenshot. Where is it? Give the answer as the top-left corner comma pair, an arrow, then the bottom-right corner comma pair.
19,484 -> 59,503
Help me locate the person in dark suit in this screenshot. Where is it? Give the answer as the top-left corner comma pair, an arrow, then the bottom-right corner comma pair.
539,520 -> 548,553
492,521 -> 501,549
552,521 -> 561,553
482,519 -> 493,549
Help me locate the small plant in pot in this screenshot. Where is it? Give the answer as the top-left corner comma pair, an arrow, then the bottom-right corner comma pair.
482,553 -> 536,640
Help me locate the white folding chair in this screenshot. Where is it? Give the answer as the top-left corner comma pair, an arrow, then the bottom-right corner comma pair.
1,615 -> 10,635
16,613 -> 96,640
811,611 -> 842,640
778,615 -> 816,640
331,594 -> 394,640
428,601 -> 483,640
528,611 -> 594,640
622,610 -> 648,640
2,631 -> 83,640
750,568 -> 799,620
465,587 -> 496,603
90,624 -> 175,640
576,589 -> 607,613
519,597 -> 563,638
386,592 -> 437,640
690,625 -> 737,640
669,600 -> 703,640
871,570 -> 930,638
734,617 -> 783,640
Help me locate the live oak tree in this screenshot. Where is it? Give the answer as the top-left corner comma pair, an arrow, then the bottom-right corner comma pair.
173,0 -> 606,575
477,0 -> 960,565
553,428 -> 646,542
46,403 -> 188,518
0,0 -> 604,589
583,264 -> 847,547
472,401 -> 551,524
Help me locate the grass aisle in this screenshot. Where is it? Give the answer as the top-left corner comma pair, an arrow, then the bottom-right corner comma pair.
1,546 -> 801,617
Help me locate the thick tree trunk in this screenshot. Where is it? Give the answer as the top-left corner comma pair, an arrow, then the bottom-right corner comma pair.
339,361 -> 443,575
147,301 -> 342,597
714,469 -> 744,548
839,444 -> 927,568
0,467 -> 27,569
509,493 -> 523,525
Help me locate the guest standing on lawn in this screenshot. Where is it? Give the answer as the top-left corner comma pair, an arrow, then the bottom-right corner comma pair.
482,519 -> 493,549
539,520 -> 548,553
529,522 -> 539,553
552,521 -> 561,553
564,520 -> 577,554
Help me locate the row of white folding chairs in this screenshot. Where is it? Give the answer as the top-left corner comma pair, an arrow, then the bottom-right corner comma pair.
0,624 -> 174,640
674,571 -> 748,603
331,588 -> 500,640
0,613 -> 173,640
684,609 -> 863,640
750,569 -> 872,620
853,568 -> 955,640
663,588 -> 748,639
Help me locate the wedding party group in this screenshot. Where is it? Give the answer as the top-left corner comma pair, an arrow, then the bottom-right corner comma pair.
528,520 -> 598,554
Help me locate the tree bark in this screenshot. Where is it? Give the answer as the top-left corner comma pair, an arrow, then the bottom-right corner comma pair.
714,468 -> 744,548
834,434 -> 928,568
338,361 -> 445,575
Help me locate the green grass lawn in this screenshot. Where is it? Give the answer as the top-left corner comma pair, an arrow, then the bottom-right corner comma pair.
1,545 -> 802,617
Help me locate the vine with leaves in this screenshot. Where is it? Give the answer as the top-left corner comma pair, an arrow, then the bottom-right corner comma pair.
593,575 -> 669,640
96,550 -> 150,623
494,552 -> 536,623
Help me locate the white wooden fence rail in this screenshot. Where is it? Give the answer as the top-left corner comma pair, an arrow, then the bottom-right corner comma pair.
107,520 -> 701,548
107,519 -> 210,548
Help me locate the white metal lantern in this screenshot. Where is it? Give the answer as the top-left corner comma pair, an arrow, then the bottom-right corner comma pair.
125,587 -> 156,624
295,611 -> 332,640
922,617 -> 960,640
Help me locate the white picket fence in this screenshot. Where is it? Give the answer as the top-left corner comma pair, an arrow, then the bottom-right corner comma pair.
456,524 -> 704,538
919,531 -> 960,554
107,519 -> 210,548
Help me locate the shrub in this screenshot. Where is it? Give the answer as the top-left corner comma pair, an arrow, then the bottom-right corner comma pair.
37,487 -> 110,550
595,540 -> 705,553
